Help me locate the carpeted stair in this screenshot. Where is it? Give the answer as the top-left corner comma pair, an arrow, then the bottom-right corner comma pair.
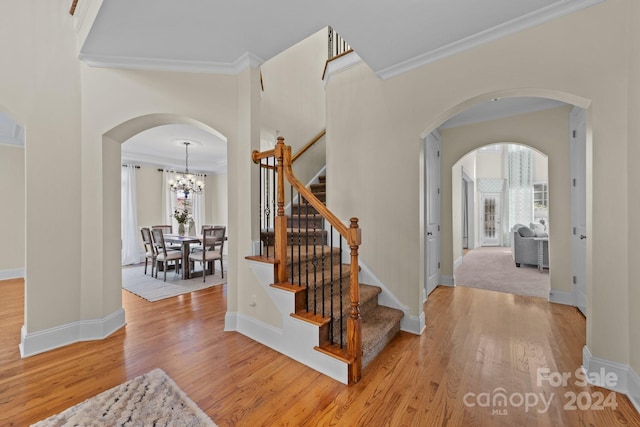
268,175 -> 403,370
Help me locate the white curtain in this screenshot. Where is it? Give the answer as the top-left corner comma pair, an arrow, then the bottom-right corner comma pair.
121,165 -> 141,265
507,144 -> 533,231
162,170 -> 178,230
191,173 -> 206,233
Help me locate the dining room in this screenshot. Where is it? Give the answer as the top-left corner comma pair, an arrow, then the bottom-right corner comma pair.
120,124 -> 229,301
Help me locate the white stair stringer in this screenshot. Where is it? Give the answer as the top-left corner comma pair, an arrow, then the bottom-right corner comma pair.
239,259 -> 349,384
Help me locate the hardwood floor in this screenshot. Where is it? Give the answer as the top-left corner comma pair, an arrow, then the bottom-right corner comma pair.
1,277 -> 639,426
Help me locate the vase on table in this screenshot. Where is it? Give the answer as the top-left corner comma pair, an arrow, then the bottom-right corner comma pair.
178,223 -> 185,236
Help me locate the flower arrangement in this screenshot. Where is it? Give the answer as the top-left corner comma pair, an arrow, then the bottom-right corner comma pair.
173,208 -> 192,225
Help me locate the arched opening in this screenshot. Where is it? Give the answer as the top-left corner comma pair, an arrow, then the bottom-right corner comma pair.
451,142 -> 551,299
102,114 -> 228,302
420,91 -> 590,316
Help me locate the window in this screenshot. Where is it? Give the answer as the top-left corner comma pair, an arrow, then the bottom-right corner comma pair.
533,182 -> 548,210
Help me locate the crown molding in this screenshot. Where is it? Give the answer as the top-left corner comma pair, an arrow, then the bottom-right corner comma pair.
376,0 -> 605,80
78,51 -> 265,75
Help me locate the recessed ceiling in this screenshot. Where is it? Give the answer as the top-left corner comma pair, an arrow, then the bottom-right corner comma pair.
121,124 -> 227,174
81,0 -> 603,78
440,97 -> 567,129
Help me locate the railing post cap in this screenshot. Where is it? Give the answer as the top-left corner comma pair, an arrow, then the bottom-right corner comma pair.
350,218 -> 359,228
277,136 -> 285,142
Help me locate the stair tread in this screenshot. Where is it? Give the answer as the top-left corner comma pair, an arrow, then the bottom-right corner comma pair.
361,305 -> 404,367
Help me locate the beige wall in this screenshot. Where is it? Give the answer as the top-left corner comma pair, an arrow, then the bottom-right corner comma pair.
0,145 -> 25,274
326,0 -> 633,368
1,2 -> 83,332
628,0 -> 640,376
206,173 -> 228,227
261,29 -> 327,187
476,149 -> 503,179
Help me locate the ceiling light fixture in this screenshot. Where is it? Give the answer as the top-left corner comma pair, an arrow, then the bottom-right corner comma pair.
168,141 -> 204,198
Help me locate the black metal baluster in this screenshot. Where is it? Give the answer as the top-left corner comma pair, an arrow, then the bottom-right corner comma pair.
339,236 -> 343,349
258,159 -> 263,257
297,190 -> 302,290
329,224 -> 334,344
290,184 -> 294,283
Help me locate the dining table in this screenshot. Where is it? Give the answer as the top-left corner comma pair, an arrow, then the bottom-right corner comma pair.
163,234 -> 201,279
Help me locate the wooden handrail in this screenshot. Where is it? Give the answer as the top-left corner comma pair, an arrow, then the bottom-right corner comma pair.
69,0 -> 79,15
251,136 -> 362,383
291,129 -> 326,163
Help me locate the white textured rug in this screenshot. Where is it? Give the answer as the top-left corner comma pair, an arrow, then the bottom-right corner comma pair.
31,368 -> 217,426
122,264 -> 225,302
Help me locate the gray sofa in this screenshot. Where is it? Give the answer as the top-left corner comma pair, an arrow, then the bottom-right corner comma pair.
512,225 -> 549,268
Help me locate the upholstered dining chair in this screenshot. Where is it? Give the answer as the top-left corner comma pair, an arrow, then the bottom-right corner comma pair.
140,227 -> 156,276
151,228 -> 183,282
189,226 -> 225,282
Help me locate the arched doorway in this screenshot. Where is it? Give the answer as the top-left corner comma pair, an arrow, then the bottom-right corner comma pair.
420,92 -> 590,314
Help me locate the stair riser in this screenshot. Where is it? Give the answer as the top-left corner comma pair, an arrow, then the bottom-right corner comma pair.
287,253 -> 342,277
261,230 -> 328,246
287,217 -> 324,229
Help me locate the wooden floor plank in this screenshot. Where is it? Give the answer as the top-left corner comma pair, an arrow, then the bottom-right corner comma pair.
0,278 -> 639,426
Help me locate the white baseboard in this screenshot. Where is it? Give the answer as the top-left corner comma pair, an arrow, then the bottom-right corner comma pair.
583,345 -> 640,414
20,308 -> 126,358
224,311 -> 237,331
548,289 -> 573,306
440,275 -> 455,286
0,268 -> 24,280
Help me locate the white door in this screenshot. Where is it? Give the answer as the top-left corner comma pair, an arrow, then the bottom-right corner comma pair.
570,107 -> 587,316
480,193 -> 501,246
425,131 -> 441,297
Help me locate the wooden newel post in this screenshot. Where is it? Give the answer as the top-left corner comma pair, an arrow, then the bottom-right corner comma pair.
347,217 -> 362,383
274,137 -> 288,284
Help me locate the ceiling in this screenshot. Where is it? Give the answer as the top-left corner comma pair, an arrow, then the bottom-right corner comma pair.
81,0 -> 602,78
6,1 -> 599,166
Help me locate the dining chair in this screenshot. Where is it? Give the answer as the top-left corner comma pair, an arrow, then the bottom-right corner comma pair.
140,227 -> 156,276
151,228 -> 183,282
189,226 -> 225,282
152,225 -> 180,250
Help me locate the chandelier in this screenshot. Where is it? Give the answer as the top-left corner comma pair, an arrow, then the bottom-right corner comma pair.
169,141 -> 204,198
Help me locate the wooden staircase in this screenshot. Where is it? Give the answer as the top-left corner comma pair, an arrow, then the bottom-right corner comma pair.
264,175 -> 403,370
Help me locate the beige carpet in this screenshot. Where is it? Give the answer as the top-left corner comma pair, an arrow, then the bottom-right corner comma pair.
454,247 -> 550,299
31,368 -> 217,426
122,263 -> 225,302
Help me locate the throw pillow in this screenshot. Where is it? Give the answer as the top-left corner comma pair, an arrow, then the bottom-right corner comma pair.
518,226 -> 536,238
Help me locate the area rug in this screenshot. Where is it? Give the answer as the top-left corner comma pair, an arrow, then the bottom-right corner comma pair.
31,368 -> 217,426
122,264 -> 225,302
454,247 -> 550,299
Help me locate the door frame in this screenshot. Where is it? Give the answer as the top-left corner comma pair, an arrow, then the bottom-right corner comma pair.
462,167 -> 475,250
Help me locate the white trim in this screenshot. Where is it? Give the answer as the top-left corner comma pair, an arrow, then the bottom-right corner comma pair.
358,260 -> 423,335
0,268 -> 24,280
323,52 -> 363,87
376,0 -> 605,79
243,259 -> 349,383
548,289 -> 573,306
79,51 -> 265,75
454,256 -> 463,270
582,345 -> 640,413
440,275 -> 455,286
19,308 -> 126,358
582,345 -> 629,393
628,366 -> 640,414
224,311 -> 237,332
